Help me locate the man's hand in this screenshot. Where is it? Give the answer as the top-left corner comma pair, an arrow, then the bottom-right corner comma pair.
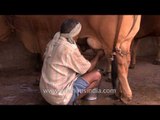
96,50 -> 105,57
87,49 -> 104,72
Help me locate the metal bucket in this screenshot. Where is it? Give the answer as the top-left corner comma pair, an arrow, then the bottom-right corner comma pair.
84,88 -> 98,101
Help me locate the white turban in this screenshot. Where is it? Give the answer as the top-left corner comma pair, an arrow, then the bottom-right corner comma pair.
44,23 -> 82,58
61,23 -> 82,44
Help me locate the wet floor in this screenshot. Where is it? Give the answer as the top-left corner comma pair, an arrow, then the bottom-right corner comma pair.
0,56 -> 159,105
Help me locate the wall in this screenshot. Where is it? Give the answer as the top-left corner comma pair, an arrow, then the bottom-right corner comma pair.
137,37 -> 157,56
0,35 -> 37,70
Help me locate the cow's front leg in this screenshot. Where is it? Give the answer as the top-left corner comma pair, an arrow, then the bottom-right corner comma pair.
153,37 -> 160,65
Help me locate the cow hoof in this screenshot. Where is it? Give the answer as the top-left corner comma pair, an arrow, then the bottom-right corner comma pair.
153,60 -> 160,65
113,99 -> 127,105
109,94 -> 119,100
105,78 -> 112,82
129,64 -> 135,69
120,96 -> 132,104
104,72 -> 112,82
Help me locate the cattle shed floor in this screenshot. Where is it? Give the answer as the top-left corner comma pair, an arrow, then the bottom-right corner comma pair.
0,56 -> 159,105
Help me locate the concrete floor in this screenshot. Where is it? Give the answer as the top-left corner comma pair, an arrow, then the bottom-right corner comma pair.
0,56 -> 159,105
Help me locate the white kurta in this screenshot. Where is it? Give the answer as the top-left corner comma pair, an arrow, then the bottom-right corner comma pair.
40,36 -> 91,105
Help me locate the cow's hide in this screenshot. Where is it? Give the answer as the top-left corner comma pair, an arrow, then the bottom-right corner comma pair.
0,16 -> 11,42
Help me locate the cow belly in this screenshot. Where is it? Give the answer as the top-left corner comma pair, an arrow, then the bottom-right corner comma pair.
87,37 -> 102,49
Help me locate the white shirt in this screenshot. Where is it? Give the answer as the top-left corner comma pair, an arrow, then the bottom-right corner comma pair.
40,36 -> 91,105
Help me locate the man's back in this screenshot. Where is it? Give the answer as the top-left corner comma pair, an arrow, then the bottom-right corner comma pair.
40,36 -> 91,105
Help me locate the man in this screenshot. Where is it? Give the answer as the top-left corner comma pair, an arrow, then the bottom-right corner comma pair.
40,19 -> 104,105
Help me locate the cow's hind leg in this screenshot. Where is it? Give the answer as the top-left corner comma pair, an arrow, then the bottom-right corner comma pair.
153,37 -> 160,65
115,39 -> 133,104
111,57 -> 118,89
116,53 -> 132,103
105,62 -> 112,82
110,56 -> 121,101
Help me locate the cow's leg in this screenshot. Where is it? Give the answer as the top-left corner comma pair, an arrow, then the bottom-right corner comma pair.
116,53 -> 132,103
111,56 -> 118,89
153,37 -> 160,65
104,57 -> 112,82
115,40 -> 132,103
130,38 -> 140,69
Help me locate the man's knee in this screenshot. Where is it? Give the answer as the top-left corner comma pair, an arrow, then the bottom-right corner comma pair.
94,70 -> 102,81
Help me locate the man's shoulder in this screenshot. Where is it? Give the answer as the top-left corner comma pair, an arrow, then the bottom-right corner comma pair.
60,40 -> 78,51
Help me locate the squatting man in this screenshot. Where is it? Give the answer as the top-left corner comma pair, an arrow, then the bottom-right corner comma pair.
39,19 -> 104,105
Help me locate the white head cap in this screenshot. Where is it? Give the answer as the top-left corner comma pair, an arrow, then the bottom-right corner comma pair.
61,23 -> 82,44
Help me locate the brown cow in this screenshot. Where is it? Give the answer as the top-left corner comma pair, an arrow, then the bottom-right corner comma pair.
130,15 -> 160,68
0,16 -> 11,42
0,15 -> 141,103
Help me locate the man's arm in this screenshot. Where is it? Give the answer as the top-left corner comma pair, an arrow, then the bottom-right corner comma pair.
87,50 -> 104,72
